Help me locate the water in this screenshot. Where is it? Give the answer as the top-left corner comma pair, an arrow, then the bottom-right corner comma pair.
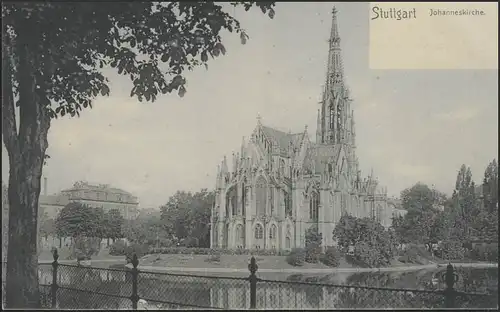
36,265 -> 498,309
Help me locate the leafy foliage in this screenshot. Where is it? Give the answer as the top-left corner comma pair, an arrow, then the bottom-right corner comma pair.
482,159 -> 498,214
334,216 -> 395,268
150,247 -> 291,256
305,225 -> 322,263
109,240 -> 128,256
392,183 -> 447,246
468,243 -> 498,262
2,2 -> 276,119
437,240 -> 466,261
104,208 -> 125,240
160,189 -> 214,247
39,217 -> 55,239
286,248 -> 306,266
332,214 -> 364,251
2,2 -> 276,308
55,202 -> 101,238
470,160 -> 499,241
122,216 -> 172,248
124,243 -> 150,263
397,244 -> 434,265
449,165 -> 478,240
320,246 -> 341,267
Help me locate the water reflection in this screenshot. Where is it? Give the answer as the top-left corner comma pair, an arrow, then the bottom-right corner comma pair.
37,265 -> 498,310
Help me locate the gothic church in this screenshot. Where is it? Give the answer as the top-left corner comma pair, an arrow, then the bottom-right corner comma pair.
211,7 -> 398,251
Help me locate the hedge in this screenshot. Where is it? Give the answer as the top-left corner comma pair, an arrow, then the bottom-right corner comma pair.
148,247 -> 291,256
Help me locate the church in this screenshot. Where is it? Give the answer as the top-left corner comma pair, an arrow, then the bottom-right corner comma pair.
210,7 -> 402,251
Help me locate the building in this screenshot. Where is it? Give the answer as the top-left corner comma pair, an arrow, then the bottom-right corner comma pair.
210,7 -> 401,251
59,181 -> 139,220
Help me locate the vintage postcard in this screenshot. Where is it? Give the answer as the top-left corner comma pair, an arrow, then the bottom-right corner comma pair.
2,1 -> 498,310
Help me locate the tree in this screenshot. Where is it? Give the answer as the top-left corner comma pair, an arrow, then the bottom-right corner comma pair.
305,225 -> 323,263
55,203 -> 106,260
471,160 -> 499,241
395,183 -> 448,247
2,182 -> 8,261
39,217 -> 55,243
400,183 -> 446,212
122,216 -> 171,248
334,216 -> 394,268
482,159 -> 498,214
450,165 -> 478,240
160,189 -> 214,247
106,208 -> 125,242
2,2 -> 275,307
55,202 -> 98,238
332,214 -> 362,251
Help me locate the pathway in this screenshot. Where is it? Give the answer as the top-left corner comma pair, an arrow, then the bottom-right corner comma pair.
39,259 -> 124,264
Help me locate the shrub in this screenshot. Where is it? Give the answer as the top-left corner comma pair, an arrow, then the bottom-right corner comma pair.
439,240 -> 466,261
352,241 -> 392,268
397,244 -> 433,265
109,240 -> 127,256
148,247 -> 290,257
468,244 -> 498,262
305,226 -> 322,263
124,243 -> 149,263
320,246 -> 341,267
286,248 -> 306,266
205,250 -> 222,263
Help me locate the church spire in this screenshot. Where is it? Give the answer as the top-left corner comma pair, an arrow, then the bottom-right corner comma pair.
326,6 -> 344,88
318,5 -> 348,145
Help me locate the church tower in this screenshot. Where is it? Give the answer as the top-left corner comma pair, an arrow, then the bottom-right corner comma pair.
316,6 -> 354,148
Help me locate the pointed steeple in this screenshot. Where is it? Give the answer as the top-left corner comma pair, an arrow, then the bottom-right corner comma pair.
316,109 -> 321,142
221,156 -> 228,174
240,136 -> 246,158
318,6 -> 349,145
326,5 -> 344,89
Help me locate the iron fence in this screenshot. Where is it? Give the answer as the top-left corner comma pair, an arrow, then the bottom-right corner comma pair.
2,250 -> 498,310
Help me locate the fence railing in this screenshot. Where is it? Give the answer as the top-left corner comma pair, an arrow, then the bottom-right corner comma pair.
3,249 -> 498,310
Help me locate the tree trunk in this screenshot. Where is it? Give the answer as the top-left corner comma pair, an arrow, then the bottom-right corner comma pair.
3,31 -> 51,308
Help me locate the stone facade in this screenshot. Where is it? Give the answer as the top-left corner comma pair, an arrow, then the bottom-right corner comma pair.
210,7 -> 403,251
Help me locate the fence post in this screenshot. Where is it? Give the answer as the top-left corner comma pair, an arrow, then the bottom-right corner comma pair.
51,248 -> 59,309
130,254 -> 139,310
444,263 -> 458,309
248,256 -> 258,309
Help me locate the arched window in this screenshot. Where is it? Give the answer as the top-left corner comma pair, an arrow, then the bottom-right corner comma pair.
241,184 -> 246,216
255,177 -> 267,216
270,188 -> 274,215
280,159 -> 286,177
341,194 -> 347,215
254,224 -> 263,239
226,186 -> 237,216
235,224 -> 244,248
329,105 -> 335,130
309,191 -> 320,221
213,226 -> 218,247
284,191 -> 291,217
269,224 -> 277,239
376,205 -> 382,223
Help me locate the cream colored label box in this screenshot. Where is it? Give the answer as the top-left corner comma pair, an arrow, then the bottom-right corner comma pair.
369,2 -> 498,69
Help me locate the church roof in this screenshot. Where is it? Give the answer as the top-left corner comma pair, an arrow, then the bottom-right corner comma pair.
260,125 -> 303,156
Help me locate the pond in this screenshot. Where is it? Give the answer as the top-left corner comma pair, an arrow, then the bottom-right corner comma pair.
37,265 -> 498,309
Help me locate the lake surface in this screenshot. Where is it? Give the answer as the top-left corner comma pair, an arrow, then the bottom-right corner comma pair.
37,264 -> 498,309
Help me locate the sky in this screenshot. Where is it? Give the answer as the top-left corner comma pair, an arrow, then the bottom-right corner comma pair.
2,2 -> 498,208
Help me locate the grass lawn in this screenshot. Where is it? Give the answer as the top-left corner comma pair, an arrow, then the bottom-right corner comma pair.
38,247 -> 124,262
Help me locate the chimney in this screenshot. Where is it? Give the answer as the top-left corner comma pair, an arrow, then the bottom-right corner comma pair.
44,177 -> 48,196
